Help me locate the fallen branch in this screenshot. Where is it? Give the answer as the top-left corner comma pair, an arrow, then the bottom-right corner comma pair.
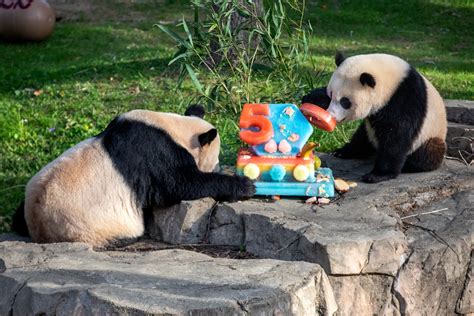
400,208 -> 449,219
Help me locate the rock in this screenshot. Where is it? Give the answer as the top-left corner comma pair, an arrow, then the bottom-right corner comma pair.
148,156 -> 473,314
445,99 -> 474,163
392,190 -> 473,315
2,149 -> 472,314
328,274 -> 394,315
148,198 -> 216,244
208,203 -> 246,246
446,122 -> 473,162
0,241 -> 337,315
445,99 -> 474,125
457,251 -> 473,315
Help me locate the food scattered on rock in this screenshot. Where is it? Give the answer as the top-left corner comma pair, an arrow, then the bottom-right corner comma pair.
347,181 -> 358,188
305,196 -> 330,205
305,196 -> 317,204
334,178 -> 351,193
318,197 -> 331,204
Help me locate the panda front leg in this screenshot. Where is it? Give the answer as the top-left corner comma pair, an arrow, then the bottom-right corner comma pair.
171,170 -> 256,203
334,122 -> 376,159
362,137 -> 411,183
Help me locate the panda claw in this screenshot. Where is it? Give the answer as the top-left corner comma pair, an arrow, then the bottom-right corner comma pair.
236,175 -> 256,200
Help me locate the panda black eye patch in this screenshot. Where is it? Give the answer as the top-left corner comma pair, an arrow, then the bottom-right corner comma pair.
340,97 -> 352,109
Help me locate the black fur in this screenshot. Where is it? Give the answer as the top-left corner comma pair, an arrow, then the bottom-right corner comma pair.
198,128 -> 217,146
403,137 -> 446,172
336,67 -> 428,183
12,201 -> 29,237
360,73 -> 376,88
301,86 -> 331,110
100,118 -> 255,209
184,104 -> 206,118
335,51 -> 345,67
334,124 -> 376,159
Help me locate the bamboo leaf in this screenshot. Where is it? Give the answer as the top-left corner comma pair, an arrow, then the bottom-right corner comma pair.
185,64 -> 204,94
181,17 -> 193,47
168,52 -> 192,65
154,24 -> 191,49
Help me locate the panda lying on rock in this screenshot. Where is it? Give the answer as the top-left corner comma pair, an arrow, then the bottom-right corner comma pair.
12,105 -> 255,247
303,53 -> 447,183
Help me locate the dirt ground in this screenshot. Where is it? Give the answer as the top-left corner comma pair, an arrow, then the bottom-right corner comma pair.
48,0 -> 177,23
102,237 -> 258,259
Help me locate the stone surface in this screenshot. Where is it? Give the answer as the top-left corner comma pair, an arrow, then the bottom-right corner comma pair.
2,150 -> 472,314
328,274 -> 394,315
445,99 -> 474,163
447,122 -> 473,162
150,155 -> 473,314
445,99 -> 474,125
392,190 -> 473,315
457,250 -> 473,315
0,241 -> 337,315
148,198 -> 216,244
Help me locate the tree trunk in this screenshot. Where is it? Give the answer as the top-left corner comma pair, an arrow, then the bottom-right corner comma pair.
208,0 -> 263,68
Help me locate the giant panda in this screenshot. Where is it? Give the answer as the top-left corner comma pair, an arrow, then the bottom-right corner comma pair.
302,53 -> 447,183
12,105 -> 255,246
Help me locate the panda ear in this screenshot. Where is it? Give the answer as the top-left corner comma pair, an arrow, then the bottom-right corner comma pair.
360,73 -> 376,88
185,104 -> 205,118
335,52 -> 345,67
198,128 -> 217,147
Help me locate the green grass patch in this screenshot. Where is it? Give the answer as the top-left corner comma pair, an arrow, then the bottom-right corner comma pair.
0,0 -> 472,230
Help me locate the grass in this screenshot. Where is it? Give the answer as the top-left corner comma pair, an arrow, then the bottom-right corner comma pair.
0,0 -> 473,231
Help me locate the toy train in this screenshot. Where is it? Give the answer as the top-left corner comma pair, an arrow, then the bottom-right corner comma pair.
236,103 -> 336,197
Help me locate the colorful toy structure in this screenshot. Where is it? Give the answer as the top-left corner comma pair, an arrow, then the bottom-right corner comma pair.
236,103 -> 336,197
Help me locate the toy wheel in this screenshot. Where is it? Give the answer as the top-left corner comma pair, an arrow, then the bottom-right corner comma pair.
300,103 -> 336,132
243,163 -> 260,180
293,165 -> 310,182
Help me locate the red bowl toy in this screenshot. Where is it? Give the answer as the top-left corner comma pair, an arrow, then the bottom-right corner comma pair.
300,103 -> 337,132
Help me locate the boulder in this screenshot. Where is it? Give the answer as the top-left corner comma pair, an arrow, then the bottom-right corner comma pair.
445,99 -> 474,163
445,99 -> 474,125
0,241 -> 337,315
150,156 -> 473,314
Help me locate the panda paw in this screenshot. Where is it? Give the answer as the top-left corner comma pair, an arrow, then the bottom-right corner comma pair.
222,175 -> 256,202
236,175 -> 256,200
362,172 -> 397,183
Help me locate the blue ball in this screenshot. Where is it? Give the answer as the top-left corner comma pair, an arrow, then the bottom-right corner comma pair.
269,164 -> 286,181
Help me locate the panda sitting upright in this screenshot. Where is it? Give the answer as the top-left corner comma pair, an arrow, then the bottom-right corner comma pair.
303,53 -> 447,183
12,105 -> 255,247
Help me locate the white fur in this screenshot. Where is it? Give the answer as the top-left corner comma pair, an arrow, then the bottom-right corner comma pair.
24,110 -> 221,246
123,110 -> 220,172
327,54 -> 410,122
327,53 -> 446,152
25,138 -> 145,246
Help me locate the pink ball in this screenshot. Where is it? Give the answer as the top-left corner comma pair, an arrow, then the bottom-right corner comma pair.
264,139 -> 277,153
278,139 -> 292,153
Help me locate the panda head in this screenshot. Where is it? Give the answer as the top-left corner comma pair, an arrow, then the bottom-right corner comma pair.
122,105 -> 221,173
326,52 -> 410,122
